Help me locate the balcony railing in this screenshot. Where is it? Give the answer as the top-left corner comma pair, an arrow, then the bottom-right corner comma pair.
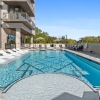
3,12 -> 30,22
3,12 -> 35,29
31,20 -> 35,29
2,0 -> 34,16
27,0 -> 34,10
5,43 -> 16,49
30,0 -> 35,3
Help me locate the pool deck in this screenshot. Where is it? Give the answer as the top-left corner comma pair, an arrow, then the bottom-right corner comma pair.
65,49 -> 100,64
2,74 -> 99,100
0,91 -> 2,100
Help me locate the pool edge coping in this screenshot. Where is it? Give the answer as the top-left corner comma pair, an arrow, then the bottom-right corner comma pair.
2,73 -> 97,93
65,49 -> 100,64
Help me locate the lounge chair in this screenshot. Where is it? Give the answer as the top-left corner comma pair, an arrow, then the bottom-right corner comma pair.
12,48 -> 26,54
12,48 -> 17,52
16,48 -> 29,53
0,50 -> 15,59
6,49 -> 21,57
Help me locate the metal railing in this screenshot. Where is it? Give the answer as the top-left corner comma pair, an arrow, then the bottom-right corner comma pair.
31,21 -> 35,28
3,0 -> 34,10
27,0 -> 34,9
5,43 -> 16,49
3,12 -> 35,28
3,12 -> 31,21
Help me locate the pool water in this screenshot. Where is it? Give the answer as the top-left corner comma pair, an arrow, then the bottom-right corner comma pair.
0,50 -> 100,90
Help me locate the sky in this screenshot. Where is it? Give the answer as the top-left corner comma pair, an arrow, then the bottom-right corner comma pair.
35,0 -> 100,40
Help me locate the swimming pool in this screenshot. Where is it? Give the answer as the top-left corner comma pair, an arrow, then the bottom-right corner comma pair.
0,50 -> 100,90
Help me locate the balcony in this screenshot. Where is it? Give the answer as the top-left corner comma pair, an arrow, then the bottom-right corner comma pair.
3,12 -> 35,29
30,0 -> 35,3
3,0 -> 35,16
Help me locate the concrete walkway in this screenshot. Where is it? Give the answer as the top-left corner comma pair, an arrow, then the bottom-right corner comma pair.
0,91 -> 2,100
65,49 -> 100,63
3,74 -> 97,100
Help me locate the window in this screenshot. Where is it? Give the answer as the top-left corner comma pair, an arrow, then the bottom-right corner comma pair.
7,33 -> 15,44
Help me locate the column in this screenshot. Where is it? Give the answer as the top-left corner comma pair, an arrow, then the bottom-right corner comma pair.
30,35 -> 33,48
16,28 -> 21,49
1,28 -> 7,50
0,0 -> 2,49
30,35 -> 33,44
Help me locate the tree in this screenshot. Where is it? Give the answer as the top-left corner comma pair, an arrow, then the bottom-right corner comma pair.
25,36 -> 31,43
33,27 -> 57,43
66,39 -> 77,44
78,36 -> 100,43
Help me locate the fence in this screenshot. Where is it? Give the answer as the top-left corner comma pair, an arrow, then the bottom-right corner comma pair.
5,43 -> 16,49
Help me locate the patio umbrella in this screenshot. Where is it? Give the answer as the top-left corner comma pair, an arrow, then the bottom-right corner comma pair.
54,38 -> 61,42
36,37 -> 44,40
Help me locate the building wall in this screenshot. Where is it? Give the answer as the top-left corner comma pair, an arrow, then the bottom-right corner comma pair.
0,1 -> 8,49
0,1 -> 35,49
0,28 -> 7,49
3,23 -> 32,34
83,43 -> 100,55
0,0 -> 2,49
67,43 -> 100,55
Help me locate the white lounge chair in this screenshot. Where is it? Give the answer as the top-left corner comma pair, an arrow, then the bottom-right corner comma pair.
16,48 -> 29,53
0,50 -> 15,59
12,48 -> 17,52
12,48 -> 25,54
6,49 -> 21,57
